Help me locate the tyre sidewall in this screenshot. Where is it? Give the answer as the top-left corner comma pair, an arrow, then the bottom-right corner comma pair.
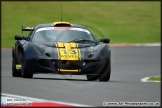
12,59 -> 21,77
21,60 -> 33,78
21,60 -> 28,78
86,74 -> 100,81
99,60 -> 111,81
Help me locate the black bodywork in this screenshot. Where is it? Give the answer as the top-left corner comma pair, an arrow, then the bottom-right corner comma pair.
12,22 -> 111,81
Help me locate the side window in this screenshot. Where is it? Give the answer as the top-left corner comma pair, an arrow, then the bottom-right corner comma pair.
28,30 -> 35,41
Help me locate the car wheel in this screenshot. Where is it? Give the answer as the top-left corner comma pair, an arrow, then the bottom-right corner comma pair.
21,56 -> 33,78
12,59 -> 21,77
86,75 -> 100,81
99,60 -> 111,82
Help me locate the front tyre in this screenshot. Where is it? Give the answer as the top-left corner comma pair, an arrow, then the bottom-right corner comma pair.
12,59 -> 21,77
21,59 -> 33,78
99,60 -> 111,82
86,75 -> 100,81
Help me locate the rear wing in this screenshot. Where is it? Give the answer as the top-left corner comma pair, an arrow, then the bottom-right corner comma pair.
22,26 -> 34,34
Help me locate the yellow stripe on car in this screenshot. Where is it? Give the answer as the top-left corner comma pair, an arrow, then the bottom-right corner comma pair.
56,42 -> 81,61
16,64 -> 22,69
59,69 -> 79,72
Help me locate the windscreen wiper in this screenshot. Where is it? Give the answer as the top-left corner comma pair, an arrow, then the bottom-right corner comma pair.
67,39 -> 96,44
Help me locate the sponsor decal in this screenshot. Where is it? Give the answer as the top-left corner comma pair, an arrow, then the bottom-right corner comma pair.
36,27 -> 91,34
54,27 -> 71,30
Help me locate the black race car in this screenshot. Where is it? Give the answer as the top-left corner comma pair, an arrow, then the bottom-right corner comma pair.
12,21 -> 111,81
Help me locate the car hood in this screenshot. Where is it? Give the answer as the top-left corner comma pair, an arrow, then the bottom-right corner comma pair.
33,42 -> 96,48
29,42 -> 107,61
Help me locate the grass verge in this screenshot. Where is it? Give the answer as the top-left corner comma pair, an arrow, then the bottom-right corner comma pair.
2,1 -> 160,48
148,76 -> 161,82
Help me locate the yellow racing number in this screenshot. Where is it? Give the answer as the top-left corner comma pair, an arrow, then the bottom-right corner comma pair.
61,49 -> 77,54
56,42 -> 81,61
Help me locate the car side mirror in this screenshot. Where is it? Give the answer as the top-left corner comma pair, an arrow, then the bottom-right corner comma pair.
97,38 -> 110,43
15,35 -> 28,40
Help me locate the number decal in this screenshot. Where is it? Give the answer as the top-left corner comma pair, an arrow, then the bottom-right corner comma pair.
61,49 -> 76,54
61,49 -> 66,54
70,49 -> 76,54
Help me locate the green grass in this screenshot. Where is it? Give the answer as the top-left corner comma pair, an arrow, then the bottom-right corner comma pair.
148,76 -> 161,81
1,1 -> 160,48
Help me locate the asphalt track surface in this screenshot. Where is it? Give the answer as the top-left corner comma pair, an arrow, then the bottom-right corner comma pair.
1,46 -> 161,106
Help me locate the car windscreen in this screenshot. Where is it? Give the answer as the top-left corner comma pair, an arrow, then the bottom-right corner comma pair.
32,27 -> 96,43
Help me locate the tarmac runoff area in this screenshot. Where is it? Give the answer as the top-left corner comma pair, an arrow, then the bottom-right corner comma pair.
112,43 -> 161,83
118,43 -> 161,83
117,43 -> 161,83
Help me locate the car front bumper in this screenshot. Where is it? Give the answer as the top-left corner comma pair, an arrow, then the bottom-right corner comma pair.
26,54 -> 109,75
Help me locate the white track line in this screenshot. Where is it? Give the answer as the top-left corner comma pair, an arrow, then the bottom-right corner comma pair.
1,93 -> 92,107
141,77 -> 150,82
